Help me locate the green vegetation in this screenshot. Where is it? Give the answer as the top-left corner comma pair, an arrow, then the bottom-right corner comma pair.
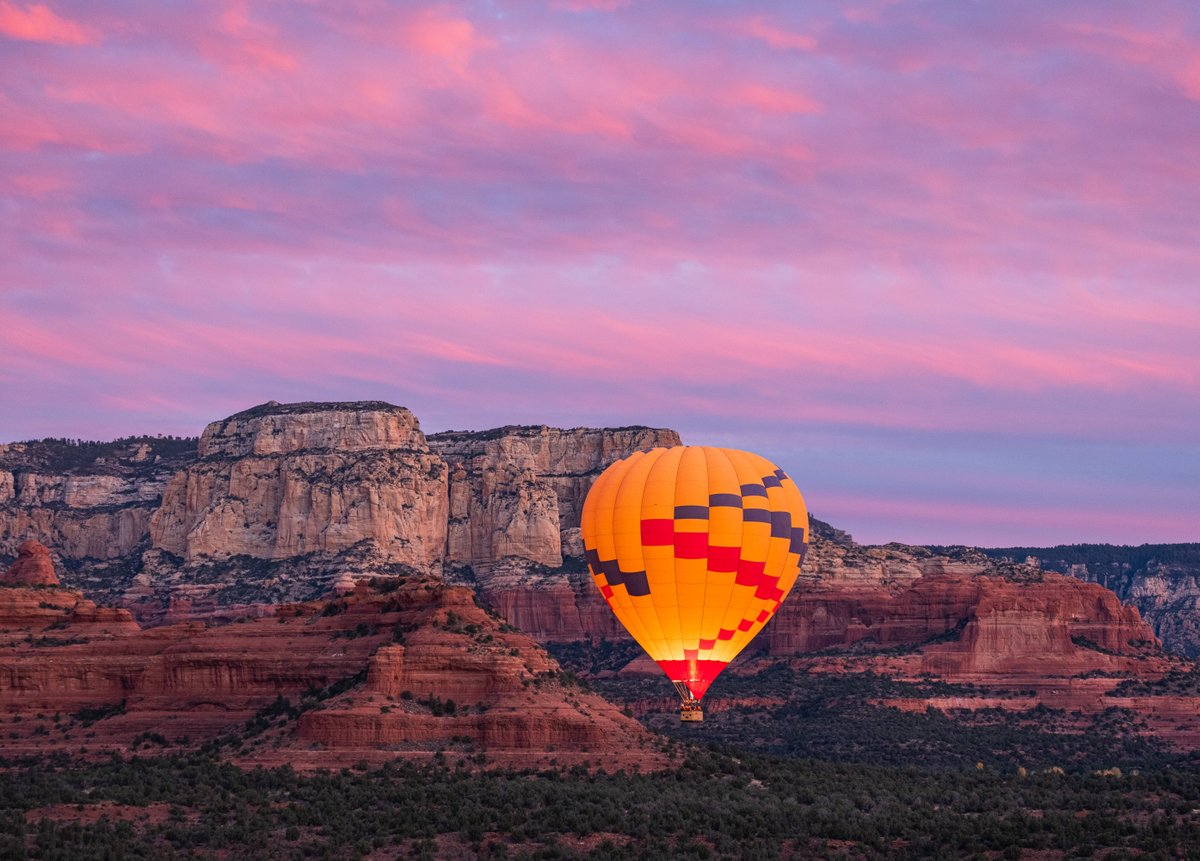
70,702 -> 125,727
548,639 -> 645,676
1113,666 -> 1200,697
224,400 -> 407,420
583,663 -> 1198,774
0,435 -> 196,475
2,750 -> 1200,859
977,542 -> 1200,571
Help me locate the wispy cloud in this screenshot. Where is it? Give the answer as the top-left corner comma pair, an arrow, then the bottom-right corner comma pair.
2,0 -> 1198,545
0,1 -> 95,45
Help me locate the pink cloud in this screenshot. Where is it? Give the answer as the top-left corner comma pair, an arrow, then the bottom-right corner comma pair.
403,6 -> 486,65
740,16 -> 818,51
0,1 -> 95,45
1067,20 -> 1200,101
733,83 -> 823,115
2,1 -> 1199,545
208,0 -> 297,72
551,0 -> 631,11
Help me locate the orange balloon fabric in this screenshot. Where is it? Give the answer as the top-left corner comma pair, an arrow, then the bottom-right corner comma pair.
580,445 -> 809,701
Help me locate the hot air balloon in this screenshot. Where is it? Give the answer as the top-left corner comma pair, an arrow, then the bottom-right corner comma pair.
580,446 -> 808,721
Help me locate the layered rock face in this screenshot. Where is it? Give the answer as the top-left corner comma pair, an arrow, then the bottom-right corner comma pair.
152,402 -> 448,565
976,545 -> 1200,657
129,402 -> 450,618
0,437 -> 196,591
291,584 -> 657,769
483,569 -> 627,642
2,404 -> 673,622
427,425 -> 678,642
1126,566 -> 1200,659
1053,553 -> 1200,658
0,577 -> 658,770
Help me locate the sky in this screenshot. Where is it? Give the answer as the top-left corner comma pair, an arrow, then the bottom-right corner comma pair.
2,0 -> 1198,547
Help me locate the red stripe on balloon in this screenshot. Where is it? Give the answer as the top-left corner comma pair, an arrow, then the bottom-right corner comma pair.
674,531 -> 708,558
735,558 -> 765,587
708,544 -> 740,572
640,519 -> 674,545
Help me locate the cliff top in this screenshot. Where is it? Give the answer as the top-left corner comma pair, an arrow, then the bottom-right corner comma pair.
0,435 -> 198,477
225,400 -> 413,420
428,424 -> 671,442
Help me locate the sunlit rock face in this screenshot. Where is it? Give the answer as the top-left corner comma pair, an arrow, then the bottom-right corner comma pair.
0,403 -> 679,623
151,402 -> 448,566
426,425 -> 680,641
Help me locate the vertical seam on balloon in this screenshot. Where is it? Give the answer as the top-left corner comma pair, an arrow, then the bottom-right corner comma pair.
589,453 -> 641,648
755,450 -> 787,642
724,447 -> 766,665
691,446 -> 712,664
715,446 -> 744,666
654,445 -> 685,663
618,448 -> 668,659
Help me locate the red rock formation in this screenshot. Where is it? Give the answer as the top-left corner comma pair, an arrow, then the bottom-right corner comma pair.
918,573 -> 1157,681
2,540 -> 60,586
0,577 -> 659,770
480,577 -> 625,642
600,567 -> 1193,728
290,586 -> 658,769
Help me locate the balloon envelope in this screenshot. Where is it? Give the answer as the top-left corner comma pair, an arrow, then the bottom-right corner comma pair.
580,445 -> 809,701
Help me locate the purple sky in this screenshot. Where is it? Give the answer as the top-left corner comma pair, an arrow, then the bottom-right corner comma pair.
2,1 -> 1198,546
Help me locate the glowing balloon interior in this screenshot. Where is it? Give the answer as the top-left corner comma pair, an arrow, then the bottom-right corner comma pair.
580,446 -> 809,711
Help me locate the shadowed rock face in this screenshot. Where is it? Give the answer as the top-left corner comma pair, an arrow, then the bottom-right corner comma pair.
1032,552 -> 1200,659
428,424 -> 681,571
0,437 -> 196,570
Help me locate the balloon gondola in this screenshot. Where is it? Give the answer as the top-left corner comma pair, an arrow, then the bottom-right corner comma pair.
580,446 -> 809,721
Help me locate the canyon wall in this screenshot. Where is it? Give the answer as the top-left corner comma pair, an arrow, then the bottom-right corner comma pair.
980,545 -> 1200,658
1,402 -> 1193,755
428,425 -> 679,571
0,400 -> 1193,664
1,403 -> 678,624
0,437 -> 196,601
152,401 -> 448,564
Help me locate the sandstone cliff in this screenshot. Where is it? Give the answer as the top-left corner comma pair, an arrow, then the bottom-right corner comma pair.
3,403 -> 1194,674
427,424 -> 679,642
428,424 -> 680,570
980,544 -> 1200,658
2,404 -> 675,624
151,401 -> 448,564
0,436 -> 196,599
